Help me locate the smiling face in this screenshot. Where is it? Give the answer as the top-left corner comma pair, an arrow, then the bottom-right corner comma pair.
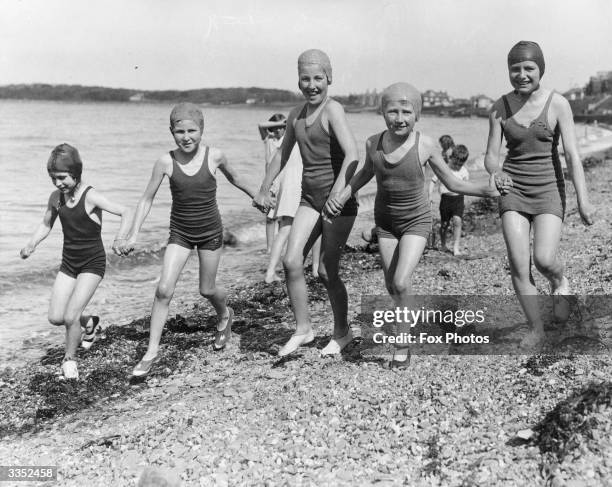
382,100 -> 417,138
298,64 -> 329,105
170,119 -> 203,154
49,171 -> 78,193
509,60 -> 541,96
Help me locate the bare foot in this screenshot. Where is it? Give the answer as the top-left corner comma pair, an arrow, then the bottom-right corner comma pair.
264,272 -> 282,284
453,247 -> 462,256
520,329 -> 545,351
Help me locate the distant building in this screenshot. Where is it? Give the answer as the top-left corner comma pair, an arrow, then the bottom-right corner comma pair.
471,94 -> 493,110
564,87 -> 585,101
129,93 -> 145,102
422,90 -> 453,108
245,98 -> 257,104
586,71 -> 612,95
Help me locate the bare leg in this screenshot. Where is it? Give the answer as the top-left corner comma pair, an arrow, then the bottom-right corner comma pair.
318,215 -> 356,342
452,215 -> 463,256
379,235 -> 427,363
265,217 -> 277,253
142,244 -> 192,360
62,273 -> 103,360
311,236 -> 321,277
278,206 -> 322,355
265,216 -> 293,283
501,211 -> 543,340
440,219 -> 450,251
532,214 -> 569,322
196,246 -> 229,329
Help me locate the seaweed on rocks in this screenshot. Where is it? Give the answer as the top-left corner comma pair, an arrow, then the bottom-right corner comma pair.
535,381 -> 612,463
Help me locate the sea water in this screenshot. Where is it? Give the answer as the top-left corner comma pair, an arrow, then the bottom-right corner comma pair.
0,99 -> 494,365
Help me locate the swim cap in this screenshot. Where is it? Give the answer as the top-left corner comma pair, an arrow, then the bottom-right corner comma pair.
169,102 -> 204,130
507,41 -> 545,76
298,49 -> 332,84
381,82 -> 423,120
47,143 -> 83,179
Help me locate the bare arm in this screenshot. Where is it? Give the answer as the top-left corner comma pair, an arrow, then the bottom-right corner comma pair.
124,156 -> 168,249
87,189 -> 135,255
325,138 -> 375,217
20,191 -> 59,258
214,148 -> 257,199
554,94 -> 594,225
254,107 -> 299,211
483,100 -> 513,193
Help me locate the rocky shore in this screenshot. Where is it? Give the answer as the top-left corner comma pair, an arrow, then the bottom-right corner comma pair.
1,156 -> 611,486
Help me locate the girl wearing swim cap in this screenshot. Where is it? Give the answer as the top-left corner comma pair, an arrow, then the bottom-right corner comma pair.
253,49 -> 360,356
484,41 -> 595,348
334,82 -> 498,367
122,103 -> 258,377
20,143 -> 132,379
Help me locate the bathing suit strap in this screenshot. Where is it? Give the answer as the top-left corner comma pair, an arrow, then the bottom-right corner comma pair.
502,95 -> 512,118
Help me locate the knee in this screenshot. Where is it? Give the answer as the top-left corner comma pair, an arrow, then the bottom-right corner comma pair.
155,282 -> 175,302
392,278 -> 412,296
62,310 -> 80,326
533,251 -> 558,274
283,255 -> 303,275
48,314 -> 64,326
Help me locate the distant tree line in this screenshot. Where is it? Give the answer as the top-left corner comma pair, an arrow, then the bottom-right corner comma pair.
0,84 -> 303,104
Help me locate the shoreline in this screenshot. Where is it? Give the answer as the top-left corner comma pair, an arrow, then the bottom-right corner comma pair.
0,158 -> 611,485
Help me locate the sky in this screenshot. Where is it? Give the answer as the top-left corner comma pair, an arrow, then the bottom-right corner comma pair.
2,0 -> 611,99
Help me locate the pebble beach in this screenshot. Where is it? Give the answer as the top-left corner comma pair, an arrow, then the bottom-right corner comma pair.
0,145 -> 611,486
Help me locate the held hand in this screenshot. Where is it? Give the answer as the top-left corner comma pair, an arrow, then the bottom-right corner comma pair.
20,245 -> 35,259
323,189 -> 351,220
118,236 -> 137,256
493,172 -> 513,195
252,192 -> 276,214
252,191 -> 270,214
323,195 -> 345,219
112,238 -> 127,256
578,200 -> 595,226
485,175 -> 501,198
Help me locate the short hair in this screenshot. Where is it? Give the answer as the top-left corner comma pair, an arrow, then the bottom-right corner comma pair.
451,144 -> 469,164
439,135 -> 455,151
47,143 -> 83,181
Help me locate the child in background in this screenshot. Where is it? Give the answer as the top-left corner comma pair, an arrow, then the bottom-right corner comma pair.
333,83 -> 497,367
439,134 -> 455,163
258,114 -> 285,253
20,143 -> 132,379
258,114 -> 303,283
123,103 -> 257,377
429,144 -> 470,255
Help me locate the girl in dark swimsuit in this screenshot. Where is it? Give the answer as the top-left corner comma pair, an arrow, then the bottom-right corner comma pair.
124,103 -> 257,377
20,143 -> 132,379
484,41 -> 595,347
253,49 -> 360,357
335,83 -> 497,366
